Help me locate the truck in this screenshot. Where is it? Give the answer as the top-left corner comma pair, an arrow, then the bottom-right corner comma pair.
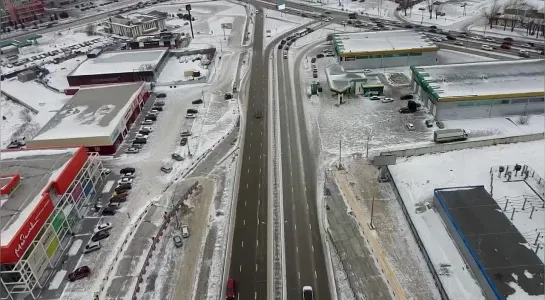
433,129 -> 468,143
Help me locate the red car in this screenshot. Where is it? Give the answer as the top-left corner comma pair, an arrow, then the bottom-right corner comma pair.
226,278 -> 236,299
500,44 -> 511,49
68,266 -> 91,282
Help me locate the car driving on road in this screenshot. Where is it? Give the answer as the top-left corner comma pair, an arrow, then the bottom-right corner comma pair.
91,230 -> 110,242
82,241 -> 101,254
68,266 -> 91,282
303,286 -> 314,300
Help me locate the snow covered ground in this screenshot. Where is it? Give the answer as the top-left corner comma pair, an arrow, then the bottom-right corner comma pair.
0,97 -> 31,148
43,56 -> 87,91
293,0 -> 399,20
389,140 -> 545,299
157,54 -> 211,83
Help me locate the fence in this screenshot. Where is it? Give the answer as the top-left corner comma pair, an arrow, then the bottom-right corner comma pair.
129,181 -> 200,300
385,166 -> 450,300
379,133 -> 544,159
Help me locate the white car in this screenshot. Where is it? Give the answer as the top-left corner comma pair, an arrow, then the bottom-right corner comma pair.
363,69 -> 372,73
481,45 -> 493,51
484,37 -> 495,42
126,147 -> 140,154
406,123 -> 415,131
454,41 -> 464,46
186,113 -> 196,119
181,225 -> 190,238
135,133 -> 148,139
381,97 -> 394,103
141,120 -> 154,125
432,37 -> 442,42
122,173 -> 135,179
369,95 -> 380,101
471,36 -> 480,40
150,109 -> 160,114
101,168 -> 111,176
140,126 -> 153,132
83,241 -> 101,254
94,222 -> 113,233
120,177 -> 133,184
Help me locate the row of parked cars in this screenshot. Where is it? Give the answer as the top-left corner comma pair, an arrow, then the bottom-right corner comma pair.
125,99 -> 166,154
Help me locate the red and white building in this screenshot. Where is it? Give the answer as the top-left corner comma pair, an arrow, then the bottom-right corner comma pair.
2,0 -> 45,25
27,82 -> 150,155
0,146 -> 103,300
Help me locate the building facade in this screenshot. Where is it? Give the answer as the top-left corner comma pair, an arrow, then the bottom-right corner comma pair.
105,13 -> 166,38
0,147 -> 103,300
1,0 -> 45,25
410,61 -> 545,120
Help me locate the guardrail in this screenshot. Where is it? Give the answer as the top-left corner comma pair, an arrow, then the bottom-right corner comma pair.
129,181 -> 200,300
384,166 -> 450,300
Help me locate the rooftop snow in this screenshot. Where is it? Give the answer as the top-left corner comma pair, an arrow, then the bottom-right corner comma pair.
325,64 -> 367,93
69,49 -> 167,76
412,59 -> 545,100
0,148 -> 77,245
435,186 -> 544,299
333,30 -> 437,55
31,82 -> 143,143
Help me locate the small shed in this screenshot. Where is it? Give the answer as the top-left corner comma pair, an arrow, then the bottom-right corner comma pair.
17,70 -> 37,82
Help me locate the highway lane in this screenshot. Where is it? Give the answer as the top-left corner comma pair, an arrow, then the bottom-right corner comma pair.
276,27 -> 331,299
229,9 -> 268,300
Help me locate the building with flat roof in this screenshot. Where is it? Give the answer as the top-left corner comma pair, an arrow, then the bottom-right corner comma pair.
411,59 -> 545,120
325,64 -> 383,96
332,30 -> 438,70
0,147 -> 103,300
66,49 -> 168,86
434,186 -> 544,300
27,82 -> 150,155
104,11 -> 167,38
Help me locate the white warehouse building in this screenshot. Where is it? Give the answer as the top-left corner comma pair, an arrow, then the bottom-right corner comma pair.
332,30 -> 438,70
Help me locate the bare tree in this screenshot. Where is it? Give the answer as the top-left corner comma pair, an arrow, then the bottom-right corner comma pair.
518,115 -> 530,124
434,3 -> 443,19
399,0 -> 411,17
85,24 -> 95,36
426,0 -> 435,19
481,0 -> 502,29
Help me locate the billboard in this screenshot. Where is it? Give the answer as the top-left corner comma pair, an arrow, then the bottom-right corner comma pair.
0,196 -> 55,264
46,237 -> 60,258
277,4 -> 286,10
26,245 -> 49,280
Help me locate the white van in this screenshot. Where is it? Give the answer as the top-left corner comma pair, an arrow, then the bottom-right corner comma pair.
181,225 -> 190,238
481,45 -> 493,51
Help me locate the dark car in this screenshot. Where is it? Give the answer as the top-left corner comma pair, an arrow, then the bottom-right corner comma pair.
280,39 -> 286,44
255,111 -> 263,119
502,40 -> 513,45
102,207 -> 117,216
139,128 -> 152,134
120,167 -> 135,174
446,35 -> 456,40
187,108 -> 198,114
156,93 -> 166,98
404,24 -> 414,28
91,230 -> 110,242
226,279 -> 236,299
425,120 -> 434,128
115,184 -> 132,193
399,107 -> 412,114
180,137 -> 188,146
152,106 -> 163,111
500,44 -> 511,49
145,115 -> 157,122
192,99 -> 203,104
224,93 -> 233,100
316,53 -> 324,58
68,266 -> 91,282
278,44 -> 283,49
181,131 -> 192,137
311,57 -> 317,63
109,195 -> 127,203
133,138 -> 147,144
400,94 -> 414,100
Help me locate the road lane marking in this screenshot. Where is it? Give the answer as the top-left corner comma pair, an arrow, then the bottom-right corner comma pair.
258,183 -> 260,188
312,245 -> 314,252
261,131 -> 263,135
256,264 -> 258,271
259,168 -> 261,173
248,155 -> 251,160
259,154 -> 261,159
296,246 -> 298,253
255,292 -> 257,300
246,183 -> 249,188
257,240 -> 259,247
298,272 -> 301,279
247,169 -> 250,174
294,224 -> 297,230
240,265 -> 242,272
315,271 -> 318,278
250,143 -> 251,148
244,201 -> 247,206
260,142 -> 262,146
242,241 -> 244,247
309,224 -> 312,230
257,218 -> 259,225
243,220 -> 245,225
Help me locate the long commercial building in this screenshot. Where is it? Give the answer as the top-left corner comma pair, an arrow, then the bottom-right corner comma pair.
27,82 -> 150,155
0,147 -> 103,300
333,30 -> 438,70
411,59 -> 545,120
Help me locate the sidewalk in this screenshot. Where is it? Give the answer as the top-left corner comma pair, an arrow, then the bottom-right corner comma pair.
334,158 -> 439,299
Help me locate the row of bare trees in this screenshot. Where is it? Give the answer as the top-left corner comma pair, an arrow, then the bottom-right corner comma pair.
481,0 -> 545,37
398,0 -> 444,19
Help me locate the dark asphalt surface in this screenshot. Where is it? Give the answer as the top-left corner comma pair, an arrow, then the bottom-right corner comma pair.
277,27 -> 331,299
228,7 -> 269,300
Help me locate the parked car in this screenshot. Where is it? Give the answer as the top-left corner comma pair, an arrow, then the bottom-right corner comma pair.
172,153 -> 184,161
192,99 -> 203,104
131,143 -> 143,149
126,147 -> 140,154
152,106 -> 163,111
226,278 -> 236,300
180,131 -> 192,137
446,35 -> 456,40
133,138 -> 147,144
110,195 -> 127,203
145,114 -> 157,121
381,97 -> 394,103
120,177 -> 133,184
82,241 -> 101,254
142,119 -> 154,125
181,225 -> 190,238
180,137 -> 188,146
173,235 -> 183,248
454,41 -> 464,46
500,44 -> 511,49
156,93 -> 166,98
187,108 -> 198,114
108,202 -> 122,208
186,113 -> 196,119
68,266 -> 91,282
160,165 -> 173,173
406,123 -> 415,131
91,230 -> 110,242
94,222 -> 113,233
139,127 -> 153,134
369,95 -> 380,101
425,120 -> 434,128
224,93 -> 233,100
481,45 -> 493,51
400,94 -> 414,100
154,100 -> 165,106
399,107 -> 412,114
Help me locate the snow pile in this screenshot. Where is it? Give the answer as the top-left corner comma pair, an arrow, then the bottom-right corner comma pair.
157,55 -> 210,83
389,140 -> 545,299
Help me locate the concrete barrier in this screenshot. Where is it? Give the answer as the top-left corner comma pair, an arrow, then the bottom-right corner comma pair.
380,133 -> 545,159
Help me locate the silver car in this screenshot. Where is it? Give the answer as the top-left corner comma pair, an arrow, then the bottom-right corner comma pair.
173,235 -> 183,248
83,241 -> 101,254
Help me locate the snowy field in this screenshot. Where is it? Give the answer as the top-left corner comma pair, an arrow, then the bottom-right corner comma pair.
295,0 -> 399,20
263,8 -> 313,47
157,54 -> 211,83
389,140 -> 545,299
0,97 -> 30,148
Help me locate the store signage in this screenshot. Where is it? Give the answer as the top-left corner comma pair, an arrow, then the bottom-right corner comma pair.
15,220 -> 37,258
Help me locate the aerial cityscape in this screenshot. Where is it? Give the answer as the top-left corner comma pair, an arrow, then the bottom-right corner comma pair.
0,0 -> 544,300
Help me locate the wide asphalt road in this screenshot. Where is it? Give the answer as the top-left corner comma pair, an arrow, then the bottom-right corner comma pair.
276,25 -> 331,299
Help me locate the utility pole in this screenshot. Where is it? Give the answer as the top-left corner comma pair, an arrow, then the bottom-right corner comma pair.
187,139 -> 193,157
338,140 -> 343,170
186,4 -> 195,38
202,90 -> 205,107
366,135 -> 371,158
369,197 -> 376,229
